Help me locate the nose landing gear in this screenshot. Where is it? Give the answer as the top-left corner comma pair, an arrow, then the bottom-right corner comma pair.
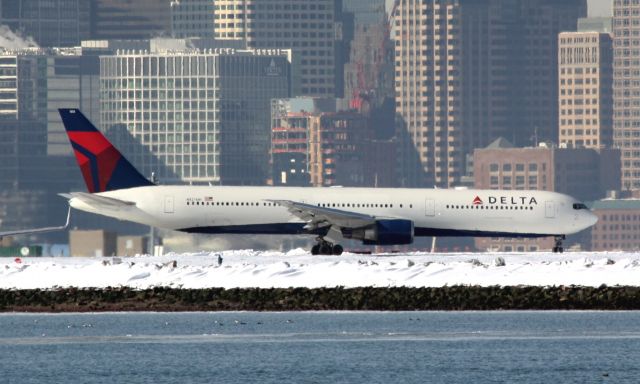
552,235 -> 565,253
311,237 -> 343,255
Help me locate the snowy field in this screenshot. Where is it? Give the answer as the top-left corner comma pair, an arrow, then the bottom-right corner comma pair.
1,250 -> 639,289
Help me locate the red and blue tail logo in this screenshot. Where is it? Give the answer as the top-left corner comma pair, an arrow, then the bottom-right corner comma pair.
58,109 -> 154,193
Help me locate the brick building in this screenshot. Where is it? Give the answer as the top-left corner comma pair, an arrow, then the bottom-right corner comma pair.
590,199 -> 640,251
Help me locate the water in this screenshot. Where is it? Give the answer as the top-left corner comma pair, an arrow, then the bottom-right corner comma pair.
0,311 -> 639,383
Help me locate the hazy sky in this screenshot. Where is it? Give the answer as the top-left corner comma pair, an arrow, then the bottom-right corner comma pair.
588,0 -> 612,17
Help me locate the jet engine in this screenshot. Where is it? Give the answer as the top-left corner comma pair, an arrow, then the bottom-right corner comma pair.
341,219 -> 414,245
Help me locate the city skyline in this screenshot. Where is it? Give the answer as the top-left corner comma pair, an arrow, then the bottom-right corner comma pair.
0,0 -> 634,253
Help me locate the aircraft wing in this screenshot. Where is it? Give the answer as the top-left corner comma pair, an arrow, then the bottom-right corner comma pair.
60,192 -> 136,211
268,199 -> 377,230
0,207 -> 71,238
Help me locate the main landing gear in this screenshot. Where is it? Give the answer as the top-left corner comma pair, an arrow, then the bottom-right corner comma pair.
311,237 -> 343,256
552,235 -> 565,253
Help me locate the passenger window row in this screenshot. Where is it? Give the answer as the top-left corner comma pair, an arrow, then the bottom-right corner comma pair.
446,205 -> 534,211
186,201 -> 415,209
316,203 -> 414,209
187,201 -> 280,207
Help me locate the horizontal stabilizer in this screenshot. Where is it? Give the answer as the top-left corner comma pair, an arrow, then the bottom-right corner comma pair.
0,207 -> 71,238
60,192 -> 136,211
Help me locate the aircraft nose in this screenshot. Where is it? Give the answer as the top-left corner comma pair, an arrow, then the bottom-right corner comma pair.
586,211 -> 598,227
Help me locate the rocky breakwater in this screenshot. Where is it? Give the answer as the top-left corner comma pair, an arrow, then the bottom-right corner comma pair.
1,285 -> 639,312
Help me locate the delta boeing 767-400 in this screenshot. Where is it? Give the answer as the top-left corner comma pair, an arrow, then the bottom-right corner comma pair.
0,109 -> 597,254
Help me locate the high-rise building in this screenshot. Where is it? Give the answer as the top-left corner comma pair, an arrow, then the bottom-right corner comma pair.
394,0 -> 586,188
0,0 -> 90,47
45,52 -> 101,155
90,0 -> 171,40
613,0 -> 640,189
519,1 -> 587,145
0,54 -> 44,122
170,0 -> 215,39
0,51 -> 81,236
100,44 -> 292,185
213,0 -> 343,98
558,31 -> 613,149
0,47 -> 102,155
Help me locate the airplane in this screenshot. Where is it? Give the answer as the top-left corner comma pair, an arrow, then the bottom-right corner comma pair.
0,108 -> 598,255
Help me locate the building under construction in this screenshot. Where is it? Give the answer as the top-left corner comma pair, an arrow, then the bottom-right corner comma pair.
341,0 -> 395,140
270,97 -> 396,188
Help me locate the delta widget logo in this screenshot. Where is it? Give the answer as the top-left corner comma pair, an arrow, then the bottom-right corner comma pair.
473,196 -> 483,205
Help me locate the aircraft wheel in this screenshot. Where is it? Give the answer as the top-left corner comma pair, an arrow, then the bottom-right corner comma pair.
552,236 -> 565,254
320,243 -> 333,255
332,244 -> 343,256
311,244 -> 320,255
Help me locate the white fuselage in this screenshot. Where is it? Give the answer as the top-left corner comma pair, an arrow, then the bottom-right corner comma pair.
68,186 -> 597,240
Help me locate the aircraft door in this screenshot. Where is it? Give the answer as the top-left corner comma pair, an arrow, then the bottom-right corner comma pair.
164,196 -> 174,214
425,199 -> 435,217
545,201 -> 555,218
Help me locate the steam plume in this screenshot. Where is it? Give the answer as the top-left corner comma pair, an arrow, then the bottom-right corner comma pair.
0,25 -> 39,49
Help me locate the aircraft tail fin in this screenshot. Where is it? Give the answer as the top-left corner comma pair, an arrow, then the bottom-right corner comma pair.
58,108 -> 154,193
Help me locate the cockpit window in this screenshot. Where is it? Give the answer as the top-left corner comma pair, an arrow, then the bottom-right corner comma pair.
573,203 -> 588,210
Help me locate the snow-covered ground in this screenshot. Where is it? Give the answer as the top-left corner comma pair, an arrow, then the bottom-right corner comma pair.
1,250 -> 639,289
